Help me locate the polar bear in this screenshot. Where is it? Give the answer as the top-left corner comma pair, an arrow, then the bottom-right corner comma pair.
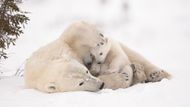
90,38 -> 134,89
25,57 -> 104,93
24,21 -> 106,93
60,21 -> 106,65
89,37 -> 171,88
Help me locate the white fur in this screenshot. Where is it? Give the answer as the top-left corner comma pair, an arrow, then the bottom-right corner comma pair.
90,38 -> 133,89
24,21 -> 105,93
120,43 -> 171,82
90,38 -> 171,88
25,21 -> 171,92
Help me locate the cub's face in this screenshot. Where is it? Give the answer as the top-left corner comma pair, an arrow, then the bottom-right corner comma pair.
45,59 -> 104,93
64,21 -> 108,65
67,21 -> 107,48
90,38 -> 111,64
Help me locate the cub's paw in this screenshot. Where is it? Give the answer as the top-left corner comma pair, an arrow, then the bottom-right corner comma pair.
147,70 -> 171,82
113,72 -> 133,88
98,72 -> 132,89
119,72 -> 131,82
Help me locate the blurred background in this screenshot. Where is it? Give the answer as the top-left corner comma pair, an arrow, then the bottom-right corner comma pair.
0,0 -> 190,77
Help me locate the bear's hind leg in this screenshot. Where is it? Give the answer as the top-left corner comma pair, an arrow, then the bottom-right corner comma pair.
146,69 -> 171,82
120,43 -> 171,83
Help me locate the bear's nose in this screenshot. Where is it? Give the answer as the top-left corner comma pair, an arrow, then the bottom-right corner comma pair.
99,82 -> 104,90
97,62 -> 101,64
87,62 -> 92,66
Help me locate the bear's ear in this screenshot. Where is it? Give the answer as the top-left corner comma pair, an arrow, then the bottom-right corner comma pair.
46,82 -> 57,93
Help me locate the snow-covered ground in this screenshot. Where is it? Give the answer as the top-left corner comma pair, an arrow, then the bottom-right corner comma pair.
0,77 -> 189,107
0,0 -> 190,107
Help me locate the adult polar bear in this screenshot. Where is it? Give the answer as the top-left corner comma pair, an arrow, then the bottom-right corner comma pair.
25,21 -> 170,93
24,22 -> 106,93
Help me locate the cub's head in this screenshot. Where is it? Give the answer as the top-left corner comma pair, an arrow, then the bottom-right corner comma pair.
90,38 -> 111,64
43,59 -> 104,93
62,21 -> 106,48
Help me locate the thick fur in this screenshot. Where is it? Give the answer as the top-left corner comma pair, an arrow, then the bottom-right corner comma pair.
89,38 -> 171,88
120,43 -> 171,82
24,22 -> 105,93
90,38 -> 133,89
60,21 -> 106,65
25,21 -> 171,93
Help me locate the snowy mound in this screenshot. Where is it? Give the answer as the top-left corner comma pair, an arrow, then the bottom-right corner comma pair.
0,76 -> 189,107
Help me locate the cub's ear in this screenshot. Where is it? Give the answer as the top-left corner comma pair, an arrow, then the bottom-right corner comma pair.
45,82 -> 57,93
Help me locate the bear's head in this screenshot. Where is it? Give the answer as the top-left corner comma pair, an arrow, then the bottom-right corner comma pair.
42,58 -> 104,93
60,21 -> 109,66
61,21 -> 106,49
90,38 -> 111,64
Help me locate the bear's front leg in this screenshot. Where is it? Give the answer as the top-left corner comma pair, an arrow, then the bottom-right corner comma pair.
98,65 -> 133,89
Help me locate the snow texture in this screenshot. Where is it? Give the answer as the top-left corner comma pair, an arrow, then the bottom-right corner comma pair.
0,0 -> 190,107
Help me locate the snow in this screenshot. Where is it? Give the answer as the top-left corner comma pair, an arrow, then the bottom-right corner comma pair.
0,77 -> 189,107
0,0 -> 190,107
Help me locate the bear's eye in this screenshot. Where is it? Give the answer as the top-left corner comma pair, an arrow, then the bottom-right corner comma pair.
100,42 -> 104,45
99,52 -> 103,55
79,82 -> 84,86
100,33 -> 104,37
97,44 -> 100,46
86,70 -> 89,73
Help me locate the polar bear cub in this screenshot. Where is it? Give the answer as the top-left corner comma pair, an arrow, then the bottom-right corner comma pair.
90,38 -> 133,89
60,21 -> 106,66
